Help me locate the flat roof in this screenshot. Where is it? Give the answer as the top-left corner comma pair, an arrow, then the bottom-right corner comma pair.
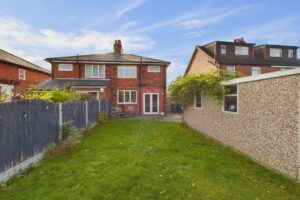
224,68 -> 300,85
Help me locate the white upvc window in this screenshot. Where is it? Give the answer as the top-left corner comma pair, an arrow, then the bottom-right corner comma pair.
270,48 -> 282,57
58,64 -> 73,71
220,45 -> 226,55
235,46 -> 248,55
251,66 -> 261,76
288,49 -> 294,58
117,90 -> 137,104
117,66 -> 137,78
226,66 -> 235,74
223,84 -> 238,113
194,92 -> 202,109
19,69 -> 26,80
148,66 -> 160,73
85,65 -> 105,78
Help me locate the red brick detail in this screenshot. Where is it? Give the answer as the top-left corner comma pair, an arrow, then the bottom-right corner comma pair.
220,64 -> 280,76
0,61 -> 50,94
52,63 -> 167,115
52,63 -> 79,78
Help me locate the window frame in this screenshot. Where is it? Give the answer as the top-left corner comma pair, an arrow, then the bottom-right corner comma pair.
19,68 -> 26,80
58,64 -> 73,71
117,66 -> 137,78
220,45 -> 226,55
194,92 -> 202,109
223,84 -> 238,114
85,65 -> 105,78
117,90 -> 137,104
148,66 -> 161,73
226,65 -> 235,74
270,48 -> 282,57
288,49 -> 294,58
251,66 -> 261,76
235,46 -> 249,55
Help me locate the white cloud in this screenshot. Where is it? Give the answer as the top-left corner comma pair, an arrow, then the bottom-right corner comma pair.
0,14 -> 154,70
241,17 -> 300,44
180,5 -> 253,29
132,4 -> 253,34
116,0 -> 148,18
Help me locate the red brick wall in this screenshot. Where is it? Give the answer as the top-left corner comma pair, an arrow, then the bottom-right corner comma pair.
52,63 -> 167,115
52,63 -> 79,78
0,61 -> 50,94
220,64 -> 280,76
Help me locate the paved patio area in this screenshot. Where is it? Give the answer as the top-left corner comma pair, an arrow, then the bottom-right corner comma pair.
135,113 -> 182,122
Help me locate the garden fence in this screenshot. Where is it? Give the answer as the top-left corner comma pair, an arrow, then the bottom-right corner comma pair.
0,99 -> 109,181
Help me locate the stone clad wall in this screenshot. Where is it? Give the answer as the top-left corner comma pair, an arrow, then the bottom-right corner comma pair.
183,74 -> 300,179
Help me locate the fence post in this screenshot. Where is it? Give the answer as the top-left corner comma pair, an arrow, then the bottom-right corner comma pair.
99,100 -> 101,112
85,101 -> 88,127
58,102 -> 63,140
105,99 -> 109,117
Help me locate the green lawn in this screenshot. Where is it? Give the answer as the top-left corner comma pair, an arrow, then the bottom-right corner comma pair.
1,119 -> 300,200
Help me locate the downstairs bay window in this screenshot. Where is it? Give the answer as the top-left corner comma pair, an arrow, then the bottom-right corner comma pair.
117,90 -> 137,104
223,84 -> 238,113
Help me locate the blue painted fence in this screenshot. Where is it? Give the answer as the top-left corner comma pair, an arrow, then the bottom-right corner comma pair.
0,99 -> 109,174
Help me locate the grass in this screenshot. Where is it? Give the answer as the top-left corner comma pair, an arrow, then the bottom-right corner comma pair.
1,119 -> 300,200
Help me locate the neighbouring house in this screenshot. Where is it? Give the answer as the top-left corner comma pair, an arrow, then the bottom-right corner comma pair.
0,49 -> 51,98
185,38 -> 300,76
183,69 -> 300,181
39,40 -> 170,115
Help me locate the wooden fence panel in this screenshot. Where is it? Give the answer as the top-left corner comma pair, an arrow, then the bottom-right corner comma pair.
62,100 -> 86,129
0,100 -> 59,172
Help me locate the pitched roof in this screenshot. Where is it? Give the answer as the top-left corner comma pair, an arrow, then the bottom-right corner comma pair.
45,53 -> 171,65
0,49 -> 50,74
38,79 -> 108,90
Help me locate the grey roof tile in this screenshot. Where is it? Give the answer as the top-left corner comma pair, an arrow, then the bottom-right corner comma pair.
0,49 -> 50,74
45,53 -> 170,65
38,79 -> 108,90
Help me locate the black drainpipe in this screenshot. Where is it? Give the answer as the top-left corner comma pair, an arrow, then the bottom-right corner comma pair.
139,56 -> 143,115
77,54 -> 80,78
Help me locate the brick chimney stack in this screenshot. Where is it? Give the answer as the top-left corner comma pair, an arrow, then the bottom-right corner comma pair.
234,37 -> 245,43
113,40 -> 123,54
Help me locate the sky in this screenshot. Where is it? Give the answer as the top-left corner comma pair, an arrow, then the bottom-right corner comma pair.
0,0 -> 300,84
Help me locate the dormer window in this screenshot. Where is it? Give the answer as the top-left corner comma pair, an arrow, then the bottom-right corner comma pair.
288,49 -> 294,58
270,48 -> 282,57
235,46 -> 248,55
220,45 -> 226,55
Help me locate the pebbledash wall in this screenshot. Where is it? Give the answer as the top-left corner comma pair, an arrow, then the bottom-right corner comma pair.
183,69 -> 300,181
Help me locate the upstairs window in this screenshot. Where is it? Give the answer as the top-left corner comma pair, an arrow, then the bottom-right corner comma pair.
235,46 -> 248,55
270,48 -> 282,57
226,66 -> 235,74
19,69 -> 26,80
220,45 -> 226,55
117,66 -> 137,78
117,90 -> 137,104
85,65 -> 105,78
288,49 -> 294,58
251,66 -> 261,76
224,85 -> 238,113
58,64 -> 73,71
148,66 -> 160,73
195,92 -> 202,108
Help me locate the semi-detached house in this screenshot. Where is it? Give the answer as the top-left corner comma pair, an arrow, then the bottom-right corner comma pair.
39,40 -> 170,115
185,38 -> 300,76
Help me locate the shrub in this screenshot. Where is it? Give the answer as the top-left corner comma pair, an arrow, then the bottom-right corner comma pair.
168,70 -> 243,105
62,121 -> 77,139
20,87 -> 91,103
0,93 -> 9,103
97,111 -> 107,123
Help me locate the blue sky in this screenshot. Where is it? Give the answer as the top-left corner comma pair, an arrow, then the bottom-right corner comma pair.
0,0 -> 300,84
